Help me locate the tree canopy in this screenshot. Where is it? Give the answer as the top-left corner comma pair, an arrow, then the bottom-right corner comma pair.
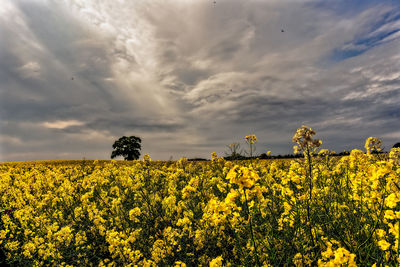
111,136 -> 142,160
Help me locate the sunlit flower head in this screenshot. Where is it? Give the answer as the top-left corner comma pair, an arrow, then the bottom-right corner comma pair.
226,165 -> 259,189
143,153 -> 152,162
364,137 -> 382,155
209,256 -> 223,267
292,125 -> 322,154
245,134 -> 257,144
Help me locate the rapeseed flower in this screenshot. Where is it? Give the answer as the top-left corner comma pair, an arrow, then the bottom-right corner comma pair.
129,207 -> 141,222
389,147 -> 400,165
0,135 -> 398,266
364,137 -> 382,155
226,165 -> 259,189
209,256 -> 223,267
378,240 -> 391,251
245,135 -> 257,144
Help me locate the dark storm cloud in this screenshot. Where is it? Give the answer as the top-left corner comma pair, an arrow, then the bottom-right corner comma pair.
1,0 -> 400,161
0,1 -> 118,123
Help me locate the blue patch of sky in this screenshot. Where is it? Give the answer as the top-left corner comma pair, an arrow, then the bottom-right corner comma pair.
331,29 -> 400,62
308,0 -> 394,16
322,1 -> 400,62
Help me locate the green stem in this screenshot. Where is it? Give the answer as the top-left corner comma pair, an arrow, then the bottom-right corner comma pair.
396,220 -> 400,266
243,188 -> 261,266
226,218 -> 245,265
305,145 -> 315,249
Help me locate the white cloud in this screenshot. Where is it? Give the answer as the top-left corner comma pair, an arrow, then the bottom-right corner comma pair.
382,131 -> 400,139
42,120 -> 84,129
18,61 -> 41,79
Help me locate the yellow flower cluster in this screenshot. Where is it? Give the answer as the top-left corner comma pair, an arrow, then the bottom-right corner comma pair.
319,245 -> 357,266
389,147 -> 400,166
245,134 -> 257,144
292,125 -> 322,155
226,165 -> 259,189
0,133 -> 399,266
364,136 -> 383,155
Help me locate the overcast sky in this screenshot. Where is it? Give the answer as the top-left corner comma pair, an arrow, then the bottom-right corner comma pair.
1,0 -> 400,161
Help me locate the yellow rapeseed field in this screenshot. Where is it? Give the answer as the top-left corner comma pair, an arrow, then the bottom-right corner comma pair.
1,127 -> 400,266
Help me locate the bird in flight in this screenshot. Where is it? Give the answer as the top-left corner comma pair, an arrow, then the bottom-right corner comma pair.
281,29 -> 285,32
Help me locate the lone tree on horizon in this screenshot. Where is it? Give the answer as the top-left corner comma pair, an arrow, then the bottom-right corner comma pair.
111,136 -> 142,160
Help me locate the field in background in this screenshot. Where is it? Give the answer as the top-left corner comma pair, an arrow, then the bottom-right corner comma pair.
1,151 -> 400,266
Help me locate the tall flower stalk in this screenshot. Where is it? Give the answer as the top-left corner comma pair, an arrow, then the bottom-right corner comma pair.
245,135 -> 257,159
226,165 -> 261,265
292,125 -> 322,249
